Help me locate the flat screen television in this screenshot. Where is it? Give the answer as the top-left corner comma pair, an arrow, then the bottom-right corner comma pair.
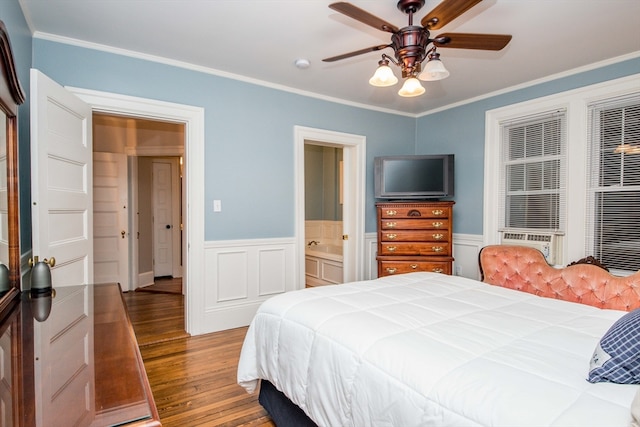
374,154 -> 454,200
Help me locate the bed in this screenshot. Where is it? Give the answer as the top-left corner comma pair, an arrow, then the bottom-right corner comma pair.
237,245 -> 640,426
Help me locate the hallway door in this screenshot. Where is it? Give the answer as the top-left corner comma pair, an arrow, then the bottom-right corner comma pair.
153,160 -> 174,277
93,152 -> 128,285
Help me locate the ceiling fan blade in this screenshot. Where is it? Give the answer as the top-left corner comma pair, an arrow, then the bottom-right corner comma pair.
421,0 -> 483,30
329,2 -> 399,33
323,45 -> 391,62
433,33 -> 512,50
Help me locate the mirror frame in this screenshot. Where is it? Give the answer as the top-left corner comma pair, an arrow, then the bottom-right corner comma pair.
0,20 -> 25,313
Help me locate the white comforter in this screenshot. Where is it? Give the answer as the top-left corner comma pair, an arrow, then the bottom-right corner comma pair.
237,272 -> 638,426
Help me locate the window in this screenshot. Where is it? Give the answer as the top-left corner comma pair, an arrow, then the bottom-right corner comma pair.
484,74 -> 640,272
500,111 -> 566,231
586,95 -> 640,272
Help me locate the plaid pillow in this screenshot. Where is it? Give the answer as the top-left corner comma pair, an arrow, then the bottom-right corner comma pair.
588,308 -> 640,384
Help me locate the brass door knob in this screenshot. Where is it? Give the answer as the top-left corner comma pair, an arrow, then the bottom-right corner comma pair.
28,256 -> 56,268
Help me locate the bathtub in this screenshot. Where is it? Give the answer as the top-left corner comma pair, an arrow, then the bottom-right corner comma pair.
305,244 -> 343,286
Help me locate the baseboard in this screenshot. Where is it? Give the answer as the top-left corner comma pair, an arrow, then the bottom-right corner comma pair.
138,270 -> 155,288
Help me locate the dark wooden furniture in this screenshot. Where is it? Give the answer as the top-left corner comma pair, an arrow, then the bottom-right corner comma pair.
0,283 -> 160,426
0,19 -> 25,313
376,201 -> 454,277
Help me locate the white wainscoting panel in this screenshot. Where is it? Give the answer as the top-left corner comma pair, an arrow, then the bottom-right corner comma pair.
364,232 -> 378,280
452,233 -> 484,280
201,238 -> 296,333
258,248 -> 288,296
216,250 -> 249,302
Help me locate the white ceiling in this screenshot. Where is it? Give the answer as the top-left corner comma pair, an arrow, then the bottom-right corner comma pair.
18,0 -> 640,115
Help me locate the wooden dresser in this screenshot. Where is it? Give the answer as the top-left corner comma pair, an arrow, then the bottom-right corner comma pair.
0,283 -> 160,426
376,201 -> 454,277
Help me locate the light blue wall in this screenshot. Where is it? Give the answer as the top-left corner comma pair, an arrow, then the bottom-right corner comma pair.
416,57 -> 640,235
31,39 -> 416,239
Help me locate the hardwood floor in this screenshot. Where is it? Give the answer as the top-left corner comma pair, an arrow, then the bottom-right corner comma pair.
136,276 -> 183,295
122,289 -> 274,426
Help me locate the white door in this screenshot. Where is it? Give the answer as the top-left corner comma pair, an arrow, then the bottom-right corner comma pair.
93,152 -> 128,286
31,69 -> 93,286
34,286 -> 95,426
153,160 -> 173,277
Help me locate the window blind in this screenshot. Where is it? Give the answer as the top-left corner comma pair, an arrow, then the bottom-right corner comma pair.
586,93 -> 640,273
499,110 -> 567,231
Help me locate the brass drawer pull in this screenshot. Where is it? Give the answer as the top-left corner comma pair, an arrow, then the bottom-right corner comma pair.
385,222 -> 397,228
387,246 -> 397,252
432,221 -> 443,228
410,264 -> 418,269
432,209 -> 444,216
432,246 -> 444,253
385,267 -> 397,274
433,233 -> 444,240
386,233 -> 397,240
432,268 -> 444,273
385,210 -> 397,216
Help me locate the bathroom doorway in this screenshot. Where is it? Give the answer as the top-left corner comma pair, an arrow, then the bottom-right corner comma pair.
294,126 -> 366,289
303,144 -> 344,287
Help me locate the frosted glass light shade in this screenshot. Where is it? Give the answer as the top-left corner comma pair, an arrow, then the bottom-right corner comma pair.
398,77 -> 425,97
419,57 -> 450,81
369,64 -> 398,87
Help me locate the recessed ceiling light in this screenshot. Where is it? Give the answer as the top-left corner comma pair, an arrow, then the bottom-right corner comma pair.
295,59 -> 310,69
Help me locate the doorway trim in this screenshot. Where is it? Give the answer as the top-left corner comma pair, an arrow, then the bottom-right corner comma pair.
294,126 -> 366,287
67,87 -> 205,335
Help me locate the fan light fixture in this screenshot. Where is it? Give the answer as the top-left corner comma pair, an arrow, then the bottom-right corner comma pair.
369,48 -> 448,97
397,76 -> 425,97
369,58 -> 399,87
418,51 -> 449,81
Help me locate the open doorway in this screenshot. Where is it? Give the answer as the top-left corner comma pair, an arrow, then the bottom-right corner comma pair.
294,126 -> 366,288
303,144 -> 344,287
93,113 -> 185,293
67,86 -> 205,336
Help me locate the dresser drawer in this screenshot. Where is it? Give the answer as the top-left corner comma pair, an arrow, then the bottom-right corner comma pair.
379,260 -> 451,276
379,206 -> 450,219
379,230 -> 448,243
380,218 -> 450,231
379,242 -> 450,256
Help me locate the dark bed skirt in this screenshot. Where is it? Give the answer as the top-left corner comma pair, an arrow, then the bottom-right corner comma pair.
258,380 -> 318,427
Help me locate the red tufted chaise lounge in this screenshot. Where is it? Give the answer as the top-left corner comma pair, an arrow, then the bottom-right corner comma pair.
479,244 -> 640,311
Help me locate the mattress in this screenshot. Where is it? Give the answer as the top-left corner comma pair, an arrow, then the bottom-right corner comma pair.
237,272 -> 638,426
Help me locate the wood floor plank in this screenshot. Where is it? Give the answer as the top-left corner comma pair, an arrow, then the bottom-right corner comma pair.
122,289 -> 274,427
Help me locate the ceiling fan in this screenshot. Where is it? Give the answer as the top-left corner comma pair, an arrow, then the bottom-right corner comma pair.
323,0 -> 512,96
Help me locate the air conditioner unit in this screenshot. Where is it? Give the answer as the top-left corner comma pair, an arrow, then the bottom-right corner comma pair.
499,230 -> 564,265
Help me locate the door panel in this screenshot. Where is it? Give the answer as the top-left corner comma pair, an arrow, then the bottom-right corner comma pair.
93,152 -> 128,285
153,161 -> 173,277
31,69 -> 93,286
